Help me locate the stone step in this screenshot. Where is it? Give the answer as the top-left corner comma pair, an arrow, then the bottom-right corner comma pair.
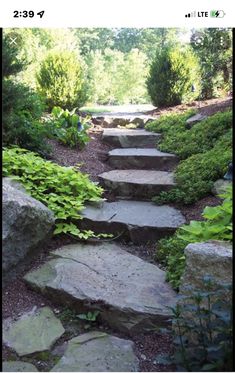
99,170 -> 176,199
108,148 -> 178,170
102,128 -> 161,148
24,243 -> 177,334
92,115 -> 156,128
3,307 -> 65,356
80,200 -> 185,243
51,332 -> 139,372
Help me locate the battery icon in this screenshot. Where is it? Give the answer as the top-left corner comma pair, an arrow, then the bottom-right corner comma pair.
210,10 -> 225,17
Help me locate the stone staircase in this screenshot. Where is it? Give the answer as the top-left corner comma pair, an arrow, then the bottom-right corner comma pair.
6,124 -> 186,371
82,126 -> 185,241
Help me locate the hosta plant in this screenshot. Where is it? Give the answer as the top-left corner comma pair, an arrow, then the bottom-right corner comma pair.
45,106 -> 90,148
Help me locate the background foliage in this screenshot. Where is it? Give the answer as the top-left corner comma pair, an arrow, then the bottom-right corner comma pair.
2,32 -> 49,156
3,28 -> 232,111
190,28 -> 233,99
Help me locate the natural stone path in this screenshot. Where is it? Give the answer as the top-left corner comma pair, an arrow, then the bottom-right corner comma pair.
99,169 -> 176,199
6,118 -> 186,371
83,125 -> 184,241
24,243 -> 177,334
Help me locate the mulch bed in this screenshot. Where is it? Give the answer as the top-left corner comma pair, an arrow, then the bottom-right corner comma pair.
145,96 -> 232,117
47,127 -> 112,182
176,194 -> 222,224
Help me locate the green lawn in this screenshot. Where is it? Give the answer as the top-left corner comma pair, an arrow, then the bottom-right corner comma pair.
79,106 -> 112,114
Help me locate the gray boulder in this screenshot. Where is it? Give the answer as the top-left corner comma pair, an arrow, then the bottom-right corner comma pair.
186,113 -> 207,128
3,178 -> 55,281
24,243 -> 177,334
212,178 -> 231,196
180,240 -> 232,294
176,240 -> 232,346
51,331 -> 139,372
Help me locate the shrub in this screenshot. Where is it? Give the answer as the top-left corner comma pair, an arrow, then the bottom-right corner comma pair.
2,32 -> 49,156
3,147 -> 104,240
147,46 -> 200,107
45,106 -> 90,148
156,185 -> 232,290
37,50 -> 86,110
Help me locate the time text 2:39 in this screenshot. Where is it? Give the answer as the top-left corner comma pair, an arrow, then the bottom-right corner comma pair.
13,11 -> 45,18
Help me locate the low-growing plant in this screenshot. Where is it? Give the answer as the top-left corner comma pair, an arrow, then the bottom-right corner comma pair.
156,235 -> 186,290
157,110 -> 232,160
147,110 -> 232,205
58,308 -> 78,322
171,278 -> 233,371
3,147 -> 104,240
177,186 -> 232,243
77,310 -> 100,322
155,185 -> 232,290
58,308 -> 100,324
45,106 -> 90,148
153,128 -> 232,205
145,109 -> 197,135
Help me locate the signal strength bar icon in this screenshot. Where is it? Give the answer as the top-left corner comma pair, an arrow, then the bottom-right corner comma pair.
185,11 -> 196,17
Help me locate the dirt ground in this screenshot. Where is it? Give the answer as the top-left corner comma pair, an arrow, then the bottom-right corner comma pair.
145,96 -> 232,117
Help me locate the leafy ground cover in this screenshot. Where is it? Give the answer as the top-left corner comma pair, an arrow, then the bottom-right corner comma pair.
3,147 -> 104,240
79,106 -> 112,113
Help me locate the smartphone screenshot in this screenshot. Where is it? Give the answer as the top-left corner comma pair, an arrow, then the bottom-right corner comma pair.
1,1 -> 234,372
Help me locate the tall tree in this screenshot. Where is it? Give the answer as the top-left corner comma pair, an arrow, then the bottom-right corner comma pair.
74,28 -> 116,55
190,28 -> 232,98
